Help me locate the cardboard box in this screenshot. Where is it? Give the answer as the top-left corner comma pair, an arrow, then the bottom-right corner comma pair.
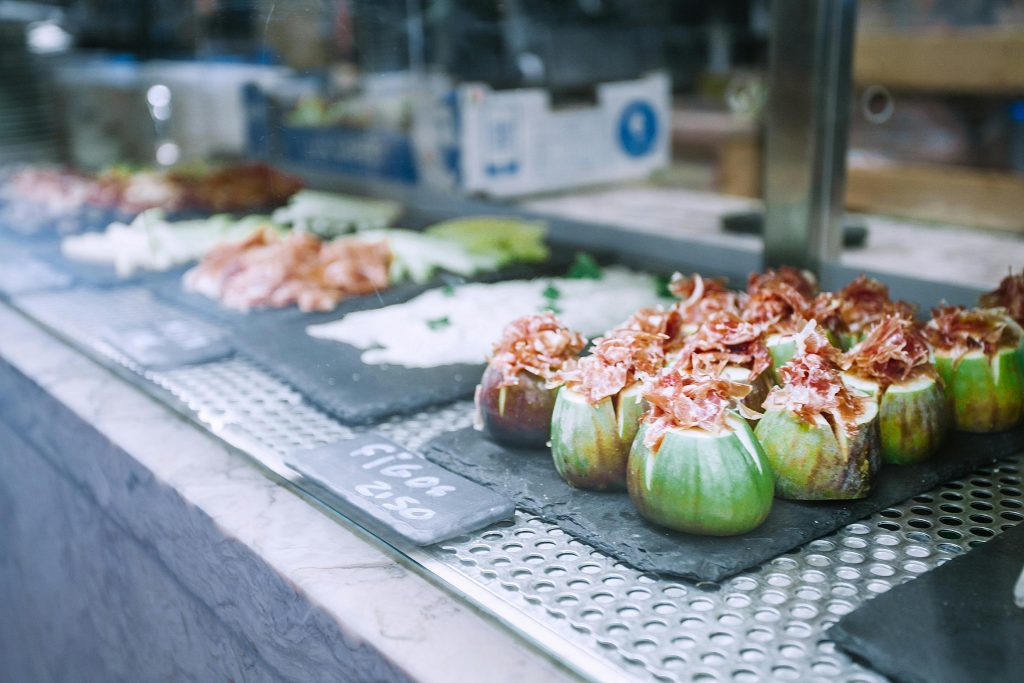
413,72 -> 670,197
244,78 -> 420,183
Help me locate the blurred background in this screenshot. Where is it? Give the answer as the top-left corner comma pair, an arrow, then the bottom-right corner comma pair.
3,0 -> 1024,285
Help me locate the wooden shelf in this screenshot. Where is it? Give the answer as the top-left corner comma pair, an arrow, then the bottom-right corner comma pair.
846,160 -> 1024,233
854,28 -> 1024,95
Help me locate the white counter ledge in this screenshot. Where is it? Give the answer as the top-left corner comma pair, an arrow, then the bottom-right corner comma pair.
0,302 -> 577,683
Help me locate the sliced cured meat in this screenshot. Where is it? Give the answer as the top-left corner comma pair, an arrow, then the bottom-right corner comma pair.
183,227 -> 392,312
980,270 -> 1024,326
673,311 -> 770,378
664,273 -> 742,349
925,305 -> 1023,356
762,321 -> 870,436
556,329 -> 665,404
747,266 -> 818,299
640,372 -> 752,449
742,270 -> 812,335
846,316 -> 933,388
488,313 -> 586,387
835,274 -> 916,336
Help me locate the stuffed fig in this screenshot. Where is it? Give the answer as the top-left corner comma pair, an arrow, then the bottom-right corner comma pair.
474,312 -> 585,447
926,306 -> 1024,433
844,316 -> 947,465
550,327 -> 665,490
627,372 -> 773,535
756,321 -> 880,500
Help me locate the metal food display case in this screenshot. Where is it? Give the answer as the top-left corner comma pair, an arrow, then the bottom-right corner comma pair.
1,2 -> 1022,683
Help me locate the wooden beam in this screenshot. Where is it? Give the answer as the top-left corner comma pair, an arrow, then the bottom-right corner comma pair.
846,161 -> 1024,233
854,28 -> 1024,94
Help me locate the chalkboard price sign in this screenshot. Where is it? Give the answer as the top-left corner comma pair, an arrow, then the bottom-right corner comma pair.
286,432 -> 515,545
102,317 -> 233,370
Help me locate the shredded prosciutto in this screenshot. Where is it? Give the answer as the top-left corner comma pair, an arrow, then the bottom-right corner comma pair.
184,228 -> 393,312
925,306 -> 1023,357
762,321 -> 869,435
488,313 -> 586,387
747,266 -> 818,299
980,270 -> 1024,326
641,372 -> 752,449
669,271 -> 730,300
741,271 -> 812,335
835,274 -> 916,335
673,311 -> 770,378
664,273 -> 742,349
846,316 -> 934,388
612,307 -> 671,337
555,330 -> 665,404
810,291 -> 845,336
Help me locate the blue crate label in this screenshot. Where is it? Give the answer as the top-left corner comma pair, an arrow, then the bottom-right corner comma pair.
101,317 -> 233,370
285,432 -> 515,545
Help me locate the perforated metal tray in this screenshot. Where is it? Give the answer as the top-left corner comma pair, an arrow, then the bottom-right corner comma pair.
14,286 -> 1024,683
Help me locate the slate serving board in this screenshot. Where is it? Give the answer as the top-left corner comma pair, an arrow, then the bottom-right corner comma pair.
0,202 -> 129,241
24,238 -> 169,290
827,522 -> 1024,683
423,426 -> 1024,582
100,316 -> 234,371
0,238 -> 73,297
149,248 -> 585,425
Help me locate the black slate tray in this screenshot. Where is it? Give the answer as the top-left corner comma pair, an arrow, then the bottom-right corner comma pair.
24,238 -> 178,290
423,426 -> 1024,582
828,522 -> 1024,683
149,248 -> 586,425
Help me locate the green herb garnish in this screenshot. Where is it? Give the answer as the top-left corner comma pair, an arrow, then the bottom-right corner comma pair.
567,252 -> 603,280
441,284 -> 456,297
653,273 -> 673,298
426,316 -> 451,331
540,281 -> 563,314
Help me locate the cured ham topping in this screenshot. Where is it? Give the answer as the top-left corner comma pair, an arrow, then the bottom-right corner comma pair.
669,272 -> 731,300
925,305 -> 1023,356
980,270 -> 1024,325
673,311 -> 770,378
747,266 -> 818,299
846,316 -> 933,388
488,312 -> 586,387
741,272 -> 812,335
612,307 -> 671,337
641,372 -> 752,449
664,273 -> 742,348
810,291 -> 844,335
183,227 -> 392,312
763,321 -> 868,435
556,330 -> 666,404
835,274 -> 916,334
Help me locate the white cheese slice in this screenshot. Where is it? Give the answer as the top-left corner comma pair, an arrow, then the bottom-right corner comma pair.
307,267 -> 665,368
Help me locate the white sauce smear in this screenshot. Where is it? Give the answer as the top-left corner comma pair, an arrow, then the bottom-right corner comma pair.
307,267 -> 665,367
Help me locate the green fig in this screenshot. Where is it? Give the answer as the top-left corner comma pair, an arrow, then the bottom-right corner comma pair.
475,366 -> 556,447
934,348 -> 1023,433
846,373 -> 947,465
627,416 -> 774,535
756,401 -> 880,500
550,384 -> 643,490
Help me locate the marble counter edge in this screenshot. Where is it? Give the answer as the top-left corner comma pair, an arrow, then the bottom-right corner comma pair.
0,302 -> 578,683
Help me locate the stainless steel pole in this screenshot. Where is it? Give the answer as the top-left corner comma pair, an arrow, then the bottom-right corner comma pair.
762,0 -> 857,271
